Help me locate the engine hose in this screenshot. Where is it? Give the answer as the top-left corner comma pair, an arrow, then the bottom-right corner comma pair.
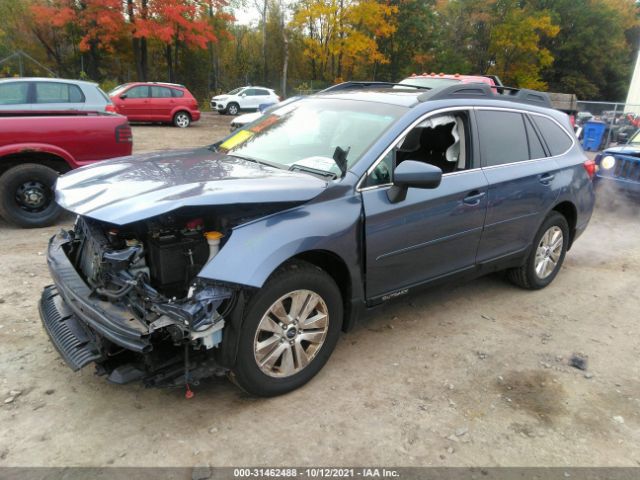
96,272 -> 145,300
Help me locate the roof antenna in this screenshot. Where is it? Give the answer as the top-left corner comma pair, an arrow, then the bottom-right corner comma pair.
333,146 -> 350,178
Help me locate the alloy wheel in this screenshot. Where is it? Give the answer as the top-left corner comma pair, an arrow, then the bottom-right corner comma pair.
253,289 -> 329,378
175,113 -> 190,128
534,226 -> 563,279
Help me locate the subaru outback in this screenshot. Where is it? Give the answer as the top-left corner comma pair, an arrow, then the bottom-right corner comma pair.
40,83 -> 595,396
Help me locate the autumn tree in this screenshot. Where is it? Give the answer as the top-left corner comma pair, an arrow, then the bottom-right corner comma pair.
291,0 -> 397,82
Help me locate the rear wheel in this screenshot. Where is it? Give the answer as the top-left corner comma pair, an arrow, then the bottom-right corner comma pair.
173,111 -> 191,128
229,261 -> 343,396
507,211 -> 569,289
0,163 -> 62,228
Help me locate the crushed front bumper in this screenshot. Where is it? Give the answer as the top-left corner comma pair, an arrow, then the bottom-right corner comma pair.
42,231 -> 152,356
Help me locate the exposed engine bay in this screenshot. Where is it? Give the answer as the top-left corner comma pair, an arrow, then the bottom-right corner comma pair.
56,212 -> 251,386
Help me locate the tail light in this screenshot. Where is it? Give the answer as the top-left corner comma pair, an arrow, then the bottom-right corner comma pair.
277,96 -> 281,102
115,123 -> 133,143
105,104 -> 117,113
583,159 -> 596,179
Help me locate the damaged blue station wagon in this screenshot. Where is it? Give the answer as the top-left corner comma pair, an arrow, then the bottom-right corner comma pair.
40,83 -> 595,396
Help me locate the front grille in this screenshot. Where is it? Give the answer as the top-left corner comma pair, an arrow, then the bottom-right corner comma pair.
613,157 -> 640,181
40,286 -> 102,371
211,101 -> 217,107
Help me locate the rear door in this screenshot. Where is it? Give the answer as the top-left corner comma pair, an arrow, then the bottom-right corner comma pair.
475,108 -> 560,263
150,85 -> 174,121
252,88 -> 273,110
34,82 -> 85,110
362,109 -> 489,301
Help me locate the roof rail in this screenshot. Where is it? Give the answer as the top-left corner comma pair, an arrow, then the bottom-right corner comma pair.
417,83 -> 552,108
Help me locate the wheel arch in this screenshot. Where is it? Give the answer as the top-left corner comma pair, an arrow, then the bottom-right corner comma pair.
551,201 -> 577,248
0,149 -> 72,177
290,250 -> 355,332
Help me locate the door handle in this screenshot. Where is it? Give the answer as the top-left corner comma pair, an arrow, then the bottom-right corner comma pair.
463,190 -> 486,205
539,173 -> 555,184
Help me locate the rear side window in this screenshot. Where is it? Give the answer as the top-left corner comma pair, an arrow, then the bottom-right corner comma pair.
151,86 -> 173,98
254,89 -> 269,96
0,82 -> 29,104
477,110 -> 529,166
35,82 -> 85,103
171,89 -> 184,98
525,116 -> 546,159
532,115 -> 573,156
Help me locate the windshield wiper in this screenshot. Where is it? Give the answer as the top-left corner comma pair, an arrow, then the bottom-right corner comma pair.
288,164 -> 337,180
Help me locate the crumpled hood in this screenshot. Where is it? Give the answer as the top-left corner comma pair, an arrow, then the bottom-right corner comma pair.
55,147 -> 327,225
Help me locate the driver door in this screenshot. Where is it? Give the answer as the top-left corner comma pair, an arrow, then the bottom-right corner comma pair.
361,110 -> 489,301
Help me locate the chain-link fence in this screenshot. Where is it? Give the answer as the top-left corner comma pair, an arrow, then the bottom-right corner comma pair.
575,101 -> 640,152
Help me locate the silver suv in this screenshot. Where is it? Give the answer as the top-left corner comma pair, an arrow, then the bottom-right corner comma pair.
0,77 -> 114,112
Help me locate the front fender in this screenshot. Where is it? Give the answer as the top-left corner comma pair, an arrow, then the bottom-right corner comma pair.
198,188 -> 363,296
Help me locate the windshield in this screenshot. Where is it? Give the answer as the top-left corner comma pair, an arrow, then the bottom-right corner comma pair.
108,84 -> 130,96
629,129 -> 640,145
227,87 -> 244,95
399,78 -> 461,88
215,98 -> 406,174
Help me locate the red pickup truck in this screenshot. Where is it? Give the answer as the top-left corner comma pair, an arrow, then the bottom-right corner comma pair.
0,111 -> 132,228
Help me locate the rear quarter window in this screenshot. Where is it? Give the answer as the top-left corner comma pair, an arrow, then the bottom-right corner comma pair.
171,89 -> 185,98
532,115 -> 573,156
477,110 -> 529,166
35,82 -> 85,103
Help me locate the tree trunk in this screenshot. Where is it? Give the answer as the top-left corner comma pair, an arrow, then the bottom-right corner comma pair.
165,44 -> 174,82
261,0 -> 268,84
281,25 -> 289,97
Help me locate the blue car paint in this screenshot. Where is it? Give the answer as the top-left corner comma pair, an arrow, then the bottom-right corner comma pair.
201,95 -> 594,309
594,146 -> 640,197
55,91 -> 595,328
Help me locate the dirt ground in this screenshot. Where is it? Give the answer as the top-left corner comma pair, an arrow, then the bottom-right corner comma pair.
0,113 -> 639,467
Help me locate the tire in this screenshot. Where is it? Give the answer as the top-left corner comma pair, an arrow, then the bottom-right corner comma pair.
226,102 -> 239,116
229,261 -> 343,396
0,163 -> 62,228
173,111 -> 191,128
507,211 -> 570,290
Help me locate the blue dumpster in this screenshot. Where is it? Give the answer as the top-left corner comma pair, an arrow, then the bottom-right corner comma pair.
582,120 -> 607,151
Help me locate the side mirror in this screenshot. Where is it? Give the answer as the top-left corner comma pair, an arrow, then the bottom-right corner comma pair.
120,94 -> 127,100
387,160 -> 443,203
241,93 -> 247,97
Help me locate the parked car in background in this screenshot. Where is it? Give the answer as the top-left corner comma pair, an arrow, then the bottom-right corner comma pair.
109,82 -> 200,128
210,86 -> 279,115
594,129 -> 640,199
41,83 -> 593,397
0,77 -> 115,112
0,111 -> 132,228
230,96 -> 303,132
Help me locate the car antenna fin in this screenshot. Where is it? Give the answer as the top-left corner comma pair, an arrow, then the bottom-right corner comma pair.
333,146 -> 349,178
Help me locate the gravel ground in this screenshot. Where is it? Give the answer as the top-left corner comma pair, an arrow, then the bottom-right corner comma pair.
0,113 -> 639,467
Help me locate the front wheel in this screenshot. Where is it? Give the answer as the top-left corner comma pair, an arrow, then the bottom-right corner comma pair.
507,211 -> 569,289
226,102 -> 239,116
0,163 -> 62,228
229,261 -> 343,396
173,111 -> 191,128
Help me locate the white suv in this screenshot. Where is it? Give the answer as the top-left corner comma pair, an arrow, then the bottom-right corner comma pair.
210,86 -> 279,115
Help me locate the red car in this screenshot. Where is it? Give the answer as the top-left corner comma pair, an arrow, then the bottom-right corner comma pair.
0,110 -> 132,228
109,82 -> 201,128
400,73 -> 500,89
